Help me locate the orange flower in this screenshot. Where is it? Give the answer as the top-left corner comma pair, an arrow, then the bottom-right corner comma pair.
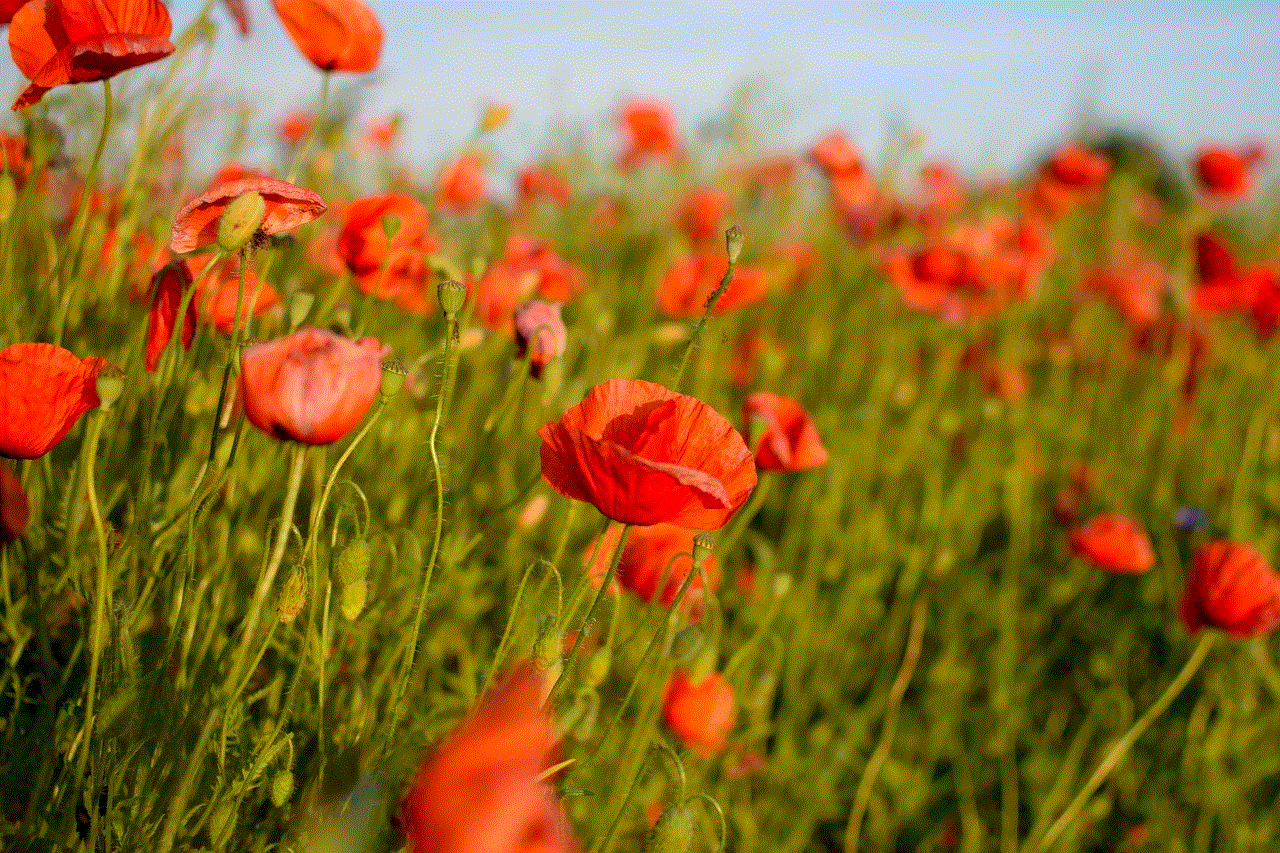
277,111 -> 313,147
538,378 -> 756,529
360,116 -> 399,153
517,166 -> 571,206
336,193 -> 438,308
8,0 -> 175,110
435,155 -> 488,214
656,249 -> 768,319
1180,540 -> 1280,639
617,99 -> 678,169
662,670 -> 736,757
583,523 -> 722,619
808,129 -> 864,180
513,300 -> 566,379
272,0 -> 381,73
1194,144 -> 1265,199
0,461 -> 28,545
475,236 -> 583,332
0,1 -> 27,24
1080,243 -> 1167,329
983,362 -> 1029,403
1068,513 -> 1155,574
743,392 -> 827,472
399,662 -> 582,853
184,256 -> 280,333
145,262 -> 196,372
0,342 -> 105,459
169,176 -> 325,254
675,186 -> 729,246
238,327 -> 386,445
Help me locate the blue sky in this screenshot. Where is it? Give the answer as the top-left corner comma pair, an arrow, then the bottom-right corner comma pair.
15,1 -> 1280,181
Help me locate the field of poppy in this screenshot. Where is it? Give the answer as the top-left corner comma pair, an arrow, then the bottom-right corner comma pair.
2,1 -> 1280,852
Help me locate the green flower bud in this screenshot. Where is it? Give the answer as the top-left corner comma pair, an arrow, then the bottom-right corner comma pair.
688,645 -> 718,685
270,770 -> 294,807
94,364 -> 125,411
438,279 -> 466,316
584,648 -> 611,687
277,566 -> 307,624
288,291 -> 315,329
380,213 -> 402,241
649,804 -> 695,853
533,615 -> 562,671
725,224 -> 745,263
337,540 -> 371,585
341,579 -> 367,621
381,358 -> 407,398
669,625 -> 704,666
217,190 -> 266,253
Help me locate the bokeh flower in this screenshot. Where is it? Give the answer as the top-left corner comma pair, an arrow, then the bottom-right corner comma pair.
272,0 -> 382,73
743,391 -> 828,472
1068,513 -> 1155,574
145,262 -> 196,372
583,523 -> 722,620
662,670 -> 736,757
513,300 -> 566,379
0,462 -> 29,545
1180,540 -> 1280,639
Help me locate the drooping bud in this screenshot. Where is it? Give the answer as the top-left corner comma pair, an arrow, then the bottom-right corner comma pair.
216,190 -> 266,253
532,614 -> 562,672
277,565 -> 307,623
584,647 -> 612,688
648,804 -> 695,853
270,770 -> 294,807
338,539 -> 372,620
94,365 -> 125,411
687,644 -> 718,686
437,279 -> 466,317
725,224 -> 745,263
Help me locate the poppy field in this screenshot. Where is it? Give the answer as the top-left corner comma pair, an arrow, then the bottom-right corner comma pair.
4,2 -> 1280,852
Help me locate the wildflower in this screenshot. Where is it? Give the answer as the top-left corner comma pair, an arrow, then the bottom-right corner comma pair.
475,236 -> 583,333
336,193 -> 437,309
278,111 -> 313,147
538,378 -> 757,529
239,327 -> 387,445
184,256 -> 280,334
513,301 -> 566,379
662,670 -> 736,757
0,462 -> 28,545
617,99 -> 678,169
435,155 -> 488,214
1068,513 -> 1155,574
169,176 -> 325,254
516,166 -> 571,207
583,523 -> 722,620
656,249 -> 767,319
145,262 -> 196,371
0,342 -> 105,459
1180,540 -> 1280,638
272,0 -> 382,73
399,661 -> 582,853
8,0 -> 175,110
360,116 -> 399,153
675,187 -> 729,246
1195,143 -> 1265,200
743,392 -> 828,472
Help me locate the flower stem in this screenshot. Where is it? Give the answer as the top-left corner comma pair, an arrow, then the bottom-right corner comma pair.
69,410 -> 109,786
672,229 -> 740,393
552,523 -> 631,699
1028,631 -> 1216,853
287,71 -> 331,184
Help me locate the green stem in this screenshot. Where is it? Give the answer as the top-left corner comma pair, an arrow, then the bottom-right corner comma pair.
287,71 -> 331,184
1029,632 -> 1216,853
672,233 -> 740,393
69,411 -> 109,787
552,523 -> 631,699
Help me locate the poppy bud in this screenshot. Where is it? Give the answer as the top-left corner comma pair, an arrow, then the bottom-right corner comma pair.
94,365 -> 125,412
1,463 -> 29,545
533,615 -> 562,672
277,566 -> 307,623
669,625 -> 704,665
288,291 -> 315,329
341,578 -> 367,621
725,225 -> 745,263
380,358 -> 407,398
380,212 -> 401,241
648,804 -> 694,853
270,770 -> 294,807
584,647 -> 611,687
217,190 -> 266,252
687,645 -> 718,685
514,300 -> 567,379
438,279 -> 466,317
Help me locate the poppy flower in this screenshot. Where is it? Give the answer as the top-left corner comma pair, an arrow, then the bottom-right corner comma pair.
277,111 -> 313,146
983,362 -> 1030,403
0,342 -> 105,459
516,166 -> 571,207
144,262 -> 196,372
513,300 -> 566,379
808,130 -> 864,180
8,0 -> 174,110
742,392 -> 828,472
617,99 -> 678,169
1080,243 -> 1166,330
474,236 -> 583,333
675,187 -> 729,246
399,661 -> 582,853
169,176 -> 325,254
435,155 -> 488,214
0,1 -> 26,24
1180,540 -> 1280,639
336,192 -> 430,293
583,523 -> 722,620
662,670 -> 736,757
221,0 -> 248,35
538,378 -> 757,529
184,256 -> 280,334
239,326 -> 387,445
1067,513 -> 1155,574
1194,144 -> 1265,200
656,249 -> 768,319
272,0 -> 382,73
1,461 -> 29,545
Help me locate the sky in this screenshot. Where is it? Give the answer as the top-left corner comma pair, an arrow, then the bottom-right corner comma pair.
10,1 -> 1280,182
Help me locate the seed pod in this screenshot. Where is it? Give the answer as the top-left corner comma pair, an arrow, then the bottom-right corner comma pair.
337,539 -> 371,585
649,804 -> 695,853
270,770 -> 294,807
217,190 -> 266,252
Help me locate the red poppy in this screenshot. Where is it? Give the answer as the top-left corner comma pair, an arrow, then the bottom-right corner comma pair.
516,166 -> 571,207
1191,233 -> 1273,317
983,362 -> 1030,403
0,342 -> 105,459
1067,513 -> 1155,574
277,111 -> 313,147
538,378 -> 757,529
1080,243 -> 1167,329
617,99 -> 678,169
0,132 -> 31,186
238,326 -> 386,445
475,236 -> 583,333
399,661 -> 582,853
169,176 -> 325,254
0,461 -> 29,545
184,256 -> 280,333
743,391 -> 828,472
513,300 -> 566,379
583,523 -> 722,620
662,670 -> 736,757
656,249 -> 768,319
1180,540 -> 1280,639
336,193 -> 438,309
221,0 -> 248,35
1194,144 -> 1265,199
145,262 -> 196,372
272,0 -> 381,73
360,116 -> 398,153
0,1 -> 27,24
8,0 -> 175,110
674,186 -> 729,246
435,155 -> 488,214
808,130 -> 864,180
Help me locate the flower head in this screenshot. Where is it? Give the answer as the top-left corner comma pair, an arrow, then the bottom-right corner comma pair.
8,0 -> 175,110
1068,513 -> 1155,574
617,99 -> 678,169
145,262 -> 196,371
583,523 -> 722,620
435,155 -> 488,214
399,661 -> 581,853
662,670 -> 736,757
0,462 -> 29,545
513,300 -> 566,379
656,249 -> 767,319
239,327 -> 387,445
1180,541 -> 1280,639
169,176 -> 325,254
336,192 -> 435,305
272,0 -> 381,73
743,392 -> 828,472
0,342 -> 105,459
538,378 -> 756,529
